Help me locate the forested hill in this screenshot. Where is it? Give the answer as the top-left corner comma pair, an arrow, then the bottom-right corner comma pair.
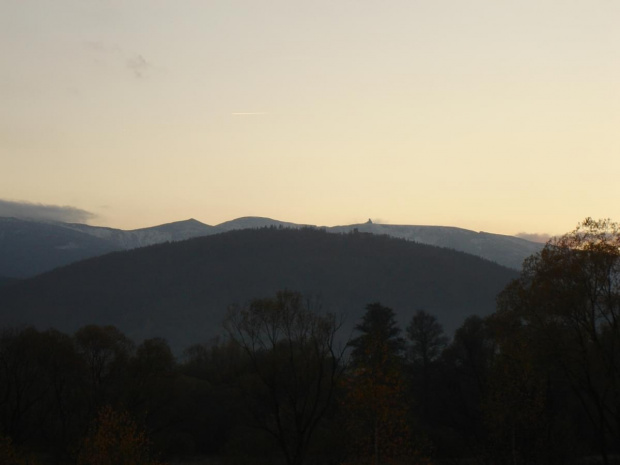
0,227 -> 518,352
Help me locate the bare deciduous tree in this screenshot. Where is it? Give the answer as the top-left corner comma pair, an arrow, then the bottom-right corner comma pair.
224,290 -> 345,465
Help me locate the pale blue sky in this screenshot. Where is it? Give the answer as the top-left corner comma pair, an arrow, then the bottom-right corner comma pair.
1,0 -> 618,235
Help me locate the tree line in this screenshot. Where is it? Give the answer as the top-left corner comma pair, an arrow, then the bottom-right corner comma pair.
1,218 -> 619,465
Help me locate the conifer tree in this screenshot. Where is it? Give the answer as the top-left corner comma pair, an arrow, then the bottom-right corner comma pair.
343,303 -> 421,465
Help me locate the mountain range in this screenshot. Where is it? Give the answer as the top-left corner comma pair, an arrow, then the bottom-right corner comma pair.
0,216 -> 542,278
0,227 -> 519,353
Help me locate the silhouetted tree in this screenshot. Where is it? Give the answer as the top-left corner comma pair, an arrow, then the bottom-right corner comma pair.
406,310 -> 448,425
127,338 -> 175,406
407,310 -> 448,367
343,303 -> 416,465
349,302 -> 406,370
438,315 -> 496,458
0,327 -> 88,462
224,290 -> 344,465
177,339 -> 250,457
74,325 -> 134,412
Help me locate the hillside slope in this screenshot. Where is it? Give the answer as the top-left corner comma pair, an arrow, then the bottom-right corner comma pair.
0,217 -> 118,278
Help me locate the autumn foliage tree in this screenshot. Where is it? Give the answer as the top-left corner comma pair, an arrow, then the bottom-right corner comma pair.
78,406 -> 165,465
0,434 -> 40,465
494,218 -> 620,464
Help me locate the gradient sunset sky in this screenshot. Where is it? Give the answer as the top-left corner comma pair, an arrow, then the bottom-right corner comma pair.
1,0 -> 618,237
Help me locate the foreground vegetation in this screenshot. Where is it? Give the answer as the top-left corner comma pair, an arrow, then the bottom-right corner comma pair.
1,218 -> 619,465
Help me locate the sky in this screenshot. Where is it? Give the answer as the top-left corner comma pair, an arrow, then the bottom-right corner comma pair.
1,0 -> 618,237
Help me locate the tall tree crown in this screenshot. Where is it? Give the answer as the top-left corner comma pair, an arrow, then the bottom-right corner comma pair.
406,309 -> 448,367
348,302 -> 405,370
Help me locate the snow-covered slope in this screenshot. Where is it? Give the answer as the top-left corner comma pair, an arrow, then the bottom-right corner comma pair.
63,218 -> 218,248
328,221 -> 543,270
126,218 -> 218,247
215,216 -> 311,231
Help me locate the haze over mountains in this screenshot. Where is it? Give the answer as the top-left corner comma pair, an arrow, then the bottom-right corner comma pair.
0,227 -> 518,353
0,216 -> 542,278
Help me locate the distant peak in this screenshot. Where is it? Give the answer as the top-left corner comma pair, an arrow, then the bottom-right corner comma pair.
366,218 -> 373,224
128,218 -> 212,232
164,218 -> 208,226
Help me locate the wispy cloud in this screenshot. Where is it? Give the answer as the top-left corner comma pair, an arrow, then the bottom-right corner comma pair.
515,232 -> 552,244
0,199 -> 95,224
126,54 -> 152,78
84,40 -> 153,79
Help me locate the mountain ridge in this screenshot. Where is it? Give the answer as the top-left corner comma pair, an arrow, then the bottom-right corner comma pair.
0,215 -> 543,277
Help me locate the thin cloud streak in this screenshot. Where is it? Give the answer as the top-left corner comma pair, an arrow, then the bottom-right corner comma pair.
0,199 -> 95,224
